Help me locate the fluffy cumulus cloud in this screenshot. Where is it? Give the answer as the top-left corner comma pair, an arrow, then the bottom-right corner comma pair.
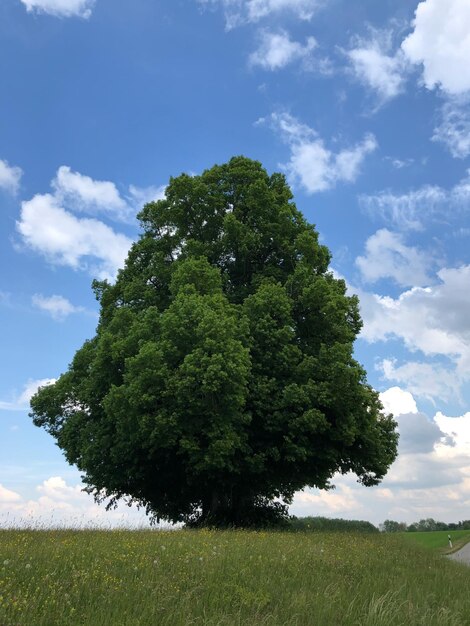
17,193 -> 132,280
32,294 -> 85,321
435,412 -> 470,459
356,229 -> 432,287
0,159 -> 22,195
262,112 -> 377,193
200,0 -> 324,29
379,387 -> 448,455
249,30 -> 317,71
398,1 -> 470,157
356,263 -> 470,401
381,392 -> 470,503
51,166 -> 164,222
20,0 -> 95,18
0,378 -> 56,411
380,386 -> 418,416
52,166 -> 130,221
360,169 -> 470,230
361,265 -> 470,358
347,29 -> 409,103
402,0 -> 470,95
14,165 -> 166,280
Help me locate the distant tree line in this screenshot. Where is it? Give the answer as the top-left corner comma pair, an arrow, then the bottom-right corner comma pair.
289,516 -> 379,533
380,518 -> 470,533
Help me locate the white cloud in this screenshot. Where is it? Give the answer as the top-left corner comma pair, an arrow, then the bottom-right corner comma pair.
294,483 -> 360,514
52,166 -> 129,221
245,0 -> 322,21
290,483 -> 365,521
17,193 -> 132,280
32,294 -> 84,321
0,476 -> 162,529
356,264 -> 470,402
347,30 -> 409,103
433,97 -> 470,159
37,476 -> 87,500
435,412 -> 470,458
384,451 -> 463,490
0,378 -> 56,411
332,136 -> 378,182
360,170 -> 470,230
0,485 -> 22,503
386,157 -> 414,170
262,112 -> 315,141
263,112 -> 377,193
380,388 -> 447,455
378,359 -> 463,405
356,229 -> 432,287
200,0 -> 324,29
20,0 -> 95,18
127,183 -> 166,207
16,166 -> 167,279
360,186 -> 443,231
51,166 -> 166,222
379,386 -> 418,416
288,134 -> 377,194
0,159 -> 22,195
249,30 -> 317,71
360,268 -> 470,358
402,0 -> 470,95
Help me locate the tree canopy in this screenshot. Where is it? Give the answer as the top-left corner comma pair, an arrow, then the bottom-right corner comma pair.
30,156 -> 398,527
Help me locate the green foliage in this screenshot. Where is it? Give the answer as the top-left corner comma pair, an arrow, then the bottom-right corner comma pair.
30,156 -> 398,526
382,518 -> 470,533
288,516 -> 379,533
381,520 -> 408,533
2,529 -> 470,625
411,518 -> 450,532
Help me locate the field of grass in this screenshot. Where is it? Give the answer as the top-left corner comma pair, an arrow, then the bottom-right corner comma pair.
1,529 -> 470,625
400,529 -> 470,554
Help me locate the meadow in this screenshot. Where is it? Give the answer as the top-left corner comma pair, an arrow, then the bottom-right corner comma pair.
399,529 -> 470,553
1,528 -> 470,625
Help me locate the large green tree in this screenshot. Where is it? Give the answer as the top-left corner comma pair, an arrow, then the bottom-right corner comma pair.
31,156 -> 398,527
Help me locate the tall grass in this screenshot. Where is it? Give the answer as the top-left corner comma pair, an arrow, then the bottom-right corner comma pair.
1,528 -> 469,625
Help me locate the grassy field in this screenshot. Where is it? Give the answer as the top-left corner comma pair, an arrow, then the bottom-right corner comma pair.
400,530 -> 470,554
1,529 -> 470,625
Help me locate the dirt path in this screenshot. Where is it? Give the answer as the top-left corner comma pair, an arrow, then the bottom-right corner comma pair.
448,542 -> 470,565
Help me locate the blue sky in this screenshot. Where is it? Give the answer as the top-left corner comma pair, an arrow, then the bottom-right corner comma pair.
2,0 -> 470,527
